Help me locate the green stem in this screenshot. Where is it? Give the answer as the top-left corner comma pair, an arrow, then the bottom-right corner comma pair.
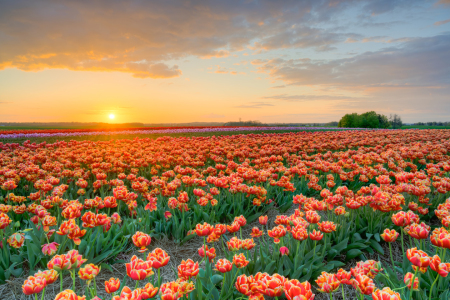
158,268 -> 161,287
93,278 -> 97,296
40,287 -> 46,300
135,280 -> 139,289
408,268 -> 419,300
389,243 -> 395,268
330,292 -> 333,300
60,271 -> 63,292
429,274 -> 440,299
71,269 -> 76,291
341,285 -> 345,300
400,229 -> 405,255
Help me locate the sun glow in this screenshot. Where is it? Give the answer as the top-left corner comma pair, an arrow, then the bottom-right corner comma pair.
109,113 -> 115,120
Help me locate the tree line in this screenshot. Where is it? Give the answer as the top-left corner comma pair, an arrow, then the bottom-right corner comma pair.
338,112 -> 403,129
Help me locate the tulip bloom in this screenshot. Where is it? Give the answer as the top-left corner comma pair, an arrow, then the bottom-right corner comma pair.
227,237 -> 242,251
226,221 -> 241,234
177,259 -> 199,280
215,259 -> 233,273
336,268 -> 352,285
35,269 -> 59,285
7,232 -> 25,248
404,272 -> 419,290
195,222 -> 213,236
268,225 -> 287,243
132,231 -> 152,253
279,246 -> 289,256
372,287 -> 401,300
147,248 -> 170,269
316,271 -> 340,293
233,253 -> 249,269
42,242 -> 59,256
430,255 -> 450,277
430,227 -> 450,249
55,289 -> 86,300
48,254 -> 72,271
78,264 -> 100,284
407,248 -> 430,268
284,279 -> 315,300
250,227 -> 263,238
407,223 -> 430,240
22,275 -> 47,295
105,278 -> 121,294
235,274 -> 259,298
351,274 -> 375,295
259,274 -> 285,297
381,229 -> 399,243
126,255 -> 154,281
306,211 -> 321,224
318,221 -> 336,233
66,250 -> 88,269
309,229 -> 323,241
259,215 -> 268,225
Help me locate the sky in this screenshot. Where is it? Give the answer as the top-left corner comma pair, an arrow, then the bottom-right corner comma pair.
1,0 -> 450,124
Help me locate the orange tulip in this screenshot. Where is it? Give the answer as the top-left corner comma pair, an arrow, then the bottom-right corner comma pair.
404,272 -> 419,290
147,248 -> 170,269
309,229 -> 323,241
132,231 -> 152,253
316,271 -> 340,293
195,222 -> 213,236
407,248 -> 430,268
22,275 -> 47,295
233,253 -> 249,269
381,229 -> 399,242
259,215 -> 268,225
177,259 -> 199,280
7,232 -> 25,248
55,289 -> 86,300
105,278 -> 121,294
250,227 -> 264,238
283,279 -> 314,300
372,287 -> 401,300
126,255 -> 154,281
78,264 -> 100,284
430,255 -> 450,277
215,258 -> 233,273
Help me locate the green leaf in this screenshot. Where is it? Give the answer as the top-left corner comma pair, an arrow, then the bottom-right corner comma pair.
346,249 -> 363,260
100,263 -> 113,272
369,239 -> 384,254
211,275 -> 223,285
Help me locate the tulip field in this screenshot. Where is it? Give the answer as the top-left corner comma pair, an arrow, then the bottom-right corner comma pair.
1,129 -> 450,300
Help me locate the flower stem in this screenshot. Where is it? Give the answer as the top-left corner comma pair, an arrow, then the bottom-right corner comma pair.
429,274 -> 439,299
60,271 -> 63,292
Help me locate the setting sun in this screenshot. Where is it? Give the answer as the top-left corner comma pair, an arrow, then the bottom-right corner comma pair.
109,114 -> 115,120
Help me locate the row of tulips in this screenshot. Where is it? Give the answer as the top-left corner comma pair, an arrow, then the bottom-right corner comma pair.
0,129 -> 449,299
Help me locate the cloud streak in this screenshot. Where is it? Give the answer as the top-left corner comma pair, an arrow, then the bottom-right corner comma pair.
0,0 -> 421,78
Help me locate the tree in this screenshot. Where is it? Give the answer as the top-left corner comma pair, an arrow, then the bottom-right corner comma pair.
377,114 -> 391,129
338,113 -> 360,128
389,114 -> 403,129
360,111 -> 380,128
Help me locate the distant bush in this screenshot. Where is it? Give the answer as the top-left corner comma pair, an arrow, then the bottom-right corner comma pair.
338,111 -> 393,129
223,120 -> 268,126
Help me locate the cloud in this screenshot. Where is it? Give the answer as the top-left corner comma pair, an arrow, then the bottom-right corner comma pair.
0,0 -> 419,78
235,102 -> 274,109
271,85 -> 286,89
262,94 -> 355,101
434,19 -> 450,26
255,34 -> 450,88
201,113 -> 225,118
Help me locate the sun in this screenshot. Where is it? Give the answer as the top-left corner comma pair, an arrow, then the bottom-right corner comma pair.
109,114 -> 115,120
